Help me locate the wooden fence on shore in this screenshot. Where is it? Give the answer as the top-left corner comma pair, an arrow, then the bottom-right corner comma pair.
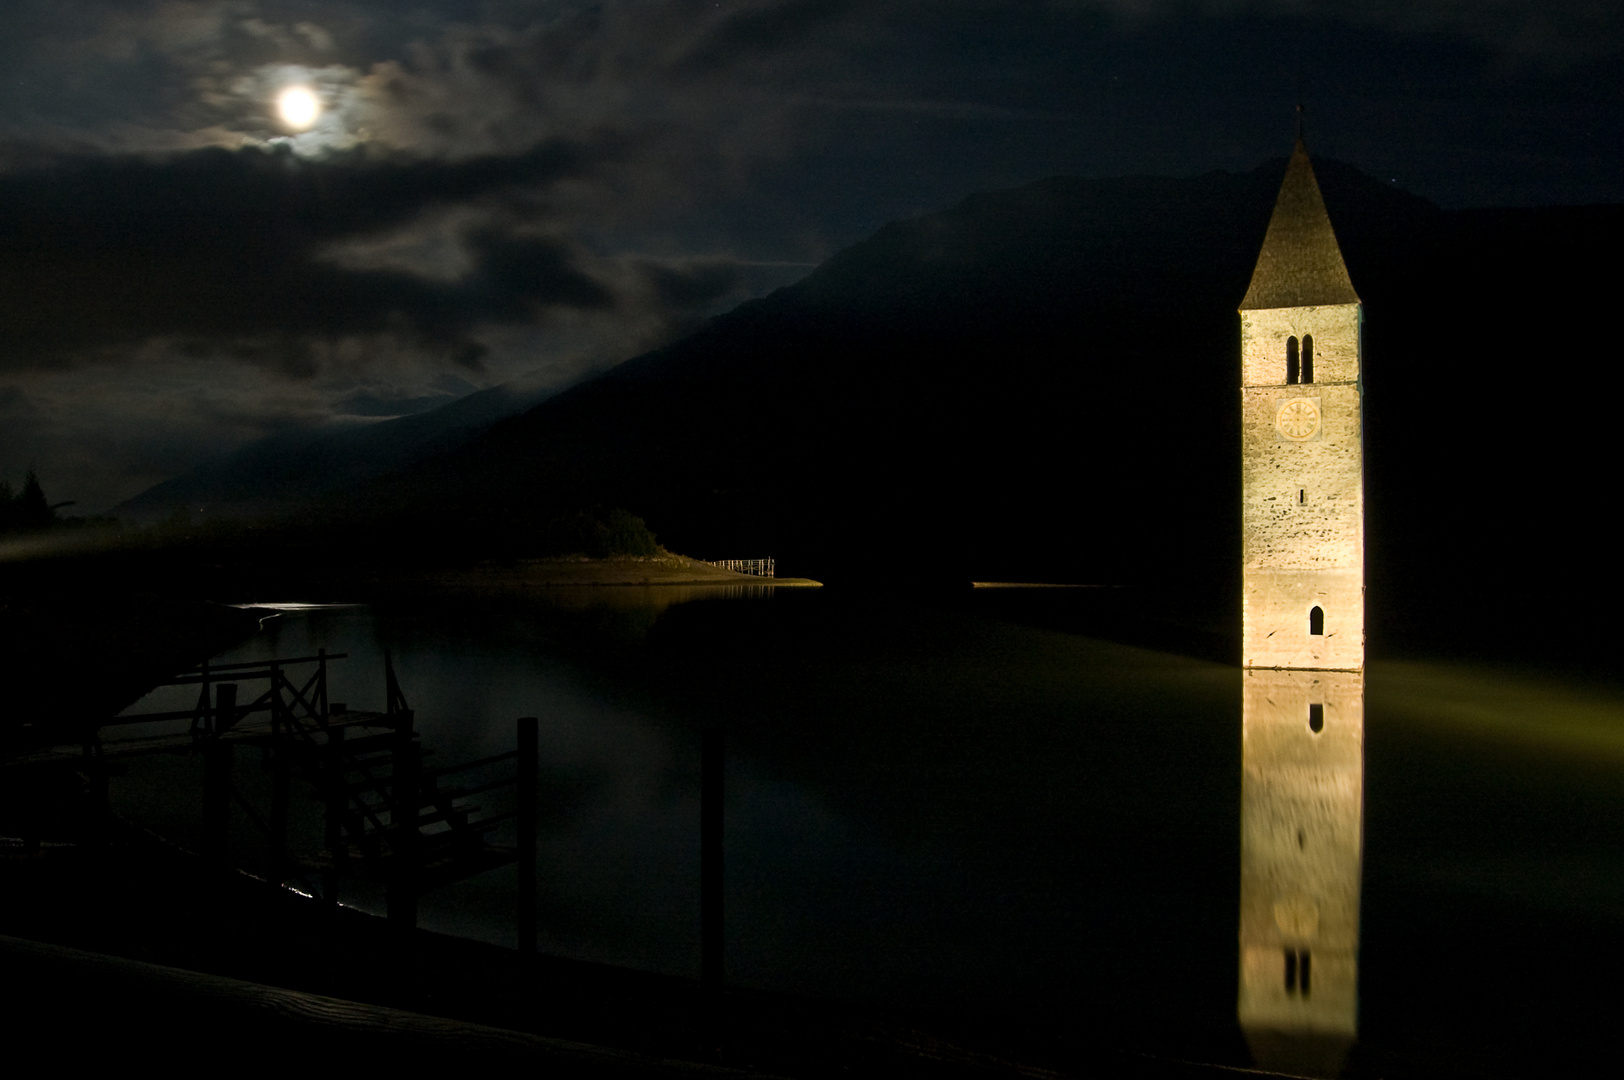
706,558 -> 774,578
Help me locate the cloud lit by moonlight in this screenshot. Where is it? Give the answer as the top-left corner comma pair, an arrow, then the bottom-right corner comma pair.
277,85 -> 322,130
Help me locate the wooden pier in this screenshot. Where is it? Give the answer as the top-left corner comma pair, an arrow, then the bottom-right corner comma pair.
4,649 -> 537,945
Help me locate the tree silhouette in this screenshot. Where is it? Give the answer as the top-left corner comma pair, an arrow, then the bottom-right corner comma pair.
1,471 -> 59,534
19,472 -> 51,529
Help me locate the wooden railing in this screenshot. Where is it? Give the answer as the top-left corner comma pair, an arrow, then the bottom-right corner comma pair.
20,650 -> 539,948
706,557 -> 775,578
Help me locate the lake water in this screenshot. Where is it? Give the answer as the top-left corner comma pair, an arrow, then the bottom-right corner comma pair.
113,585 -> 1624,1075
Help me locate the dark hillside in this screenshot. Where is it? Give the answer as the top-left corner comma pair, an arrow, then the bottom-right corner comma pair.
115,382 -> 551,523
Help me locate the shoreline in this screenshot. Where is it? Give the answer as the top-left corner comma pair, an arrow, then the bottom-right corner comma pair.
401,553 -> 822,592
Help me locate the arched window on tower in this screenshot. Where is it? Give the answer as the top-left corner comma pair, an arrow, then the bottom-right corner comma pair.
1302,334 -> 1314,384
1309,606 -> 1325,636
1286,336 -> 1299,384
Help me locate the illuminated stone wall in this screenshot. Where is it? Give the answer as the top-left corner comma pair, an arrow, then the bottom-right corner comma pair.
1240,304 -> 1361,388
1240,302 -> 1363,671
1238,668 -> 1363,1074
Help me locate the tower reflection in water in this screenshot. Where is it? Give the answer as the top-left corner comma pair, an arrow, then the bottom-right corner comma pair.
1233,133 -> 1366,1076
1238,669 -> 1363,1077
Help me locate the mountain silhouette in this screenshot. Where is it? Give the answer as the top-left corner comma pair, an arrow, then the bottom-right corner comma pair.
115,381 -> 552,523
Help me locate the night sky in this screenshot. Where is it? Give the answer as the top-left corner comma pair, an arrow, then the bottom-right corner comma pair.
2,1 -> 1621,513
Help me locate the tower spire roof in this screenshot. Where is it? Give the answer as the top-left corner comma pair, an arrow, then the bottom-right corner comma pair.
1239,139 -> 1359,310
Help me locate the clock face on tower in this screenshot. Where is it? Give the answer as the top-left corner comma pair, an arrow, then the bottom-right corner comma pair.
1275,397 -> 1321,441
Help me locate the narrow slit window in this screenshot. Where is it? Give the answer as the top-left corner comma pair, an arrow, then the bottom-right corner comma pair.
1284,949 -> 1313,996
1308,703 -> 1324,733
1298,489 -> 1305,505
1309,606 -> 1324,636
1286,336 -> 1299,384
1302,334 -> 1314,383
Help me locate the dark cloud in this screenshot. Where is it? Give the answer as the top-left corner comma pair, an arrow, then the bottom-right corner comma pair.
332,389 -> 459,417
462,228 -> 615,317
0,138 -> 739,369
675,0 -> 857,76
1057,1 -> 1624,65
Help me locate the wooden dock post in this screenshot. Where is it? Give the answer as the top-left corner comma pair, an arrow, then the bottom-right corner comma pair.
517,716 -> 538,956
201,742 -> 234,863
387,709 -> 419,929
267,666 -> 290,886
323,723 -> 346,906
201,683 -> 237,862
701,725 -> 724,1049
316,648 -> 329,725
213,682 -> 237,733
77,704 -> 111,846
191,659 -> 212,737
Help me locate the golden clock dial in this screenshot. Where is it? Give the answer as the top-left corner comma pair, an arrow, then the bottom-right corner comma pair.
1275,398 -> 1321,441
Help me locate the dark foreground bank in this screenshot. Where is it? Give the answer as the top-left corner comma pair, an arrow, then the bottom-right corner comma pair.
0,818 -> 1254,1079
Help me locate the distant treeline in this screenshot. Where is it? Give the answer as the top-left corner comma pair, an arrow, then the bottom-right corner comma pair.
533,507 -> 661,558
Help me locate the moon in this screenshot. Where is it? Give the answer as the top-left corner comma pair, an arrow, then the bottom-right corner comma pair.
277,85 -> 322,130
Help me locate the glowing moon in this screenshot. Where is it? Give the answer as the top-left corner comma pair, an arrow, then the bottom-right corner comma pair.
277,85 -> 321,129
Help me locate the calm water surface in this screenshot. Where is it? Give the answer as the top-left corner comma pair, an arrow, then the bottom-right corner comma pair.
114,586 -> 1624,1074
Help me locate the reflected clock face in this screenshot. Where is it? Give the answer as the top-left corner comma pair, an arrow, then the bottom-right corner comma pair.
1275,398 -> 1321,441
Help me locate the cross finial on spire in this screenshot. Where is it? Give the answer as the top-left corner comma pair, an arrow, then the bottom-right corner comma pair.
1294,69 -> 1306,144
1294,67 -> 1306,143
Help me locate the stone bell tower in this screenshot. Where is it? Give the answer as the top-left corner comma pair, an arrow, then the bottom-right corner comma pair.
1239,139 -> 1363,672
1236,140 -> 1366,1077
